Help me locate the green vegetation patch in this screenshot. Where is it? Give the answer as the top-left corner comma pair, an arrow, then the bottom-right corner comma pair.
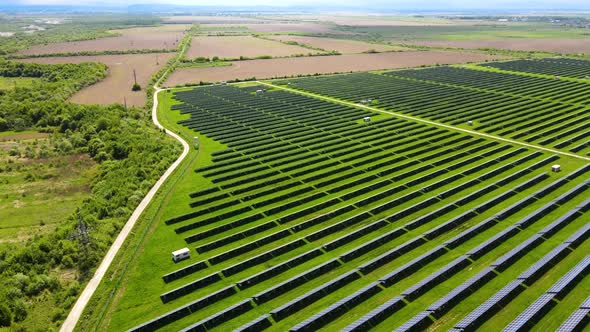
329,23 -> 590,41
0,77 -> 40,90
0,145 -> 97,247
0,58 -> 181,330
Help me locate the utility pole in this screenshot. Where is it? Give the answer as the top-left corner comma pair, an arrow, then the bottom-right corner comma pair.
156,54 -> 159,65
124,96 -> 127,110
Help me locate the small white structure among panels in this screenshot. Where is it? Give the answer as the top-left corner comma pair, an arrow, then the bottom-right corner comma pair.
172,248 -> 190,262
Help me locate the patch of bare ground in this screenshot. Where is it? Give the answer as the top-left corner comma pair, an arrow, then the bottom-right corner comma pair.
18,25 -> 189,56
398,38 -> 590,53
20,53 -> 174,106
165,51 -> 506,86
204,22 -> 335,33
268,35 -> 410,54
187,35 -> 324,59
162,15 -> 270,24
0,132 -> 49,141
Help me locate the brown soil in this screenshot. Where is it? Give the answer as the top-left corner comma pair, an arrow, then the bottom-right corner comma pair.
18,25 -> 189,56
398,38 -> 590,54
162,16 -> 269,24
165,51 -> 506,86
268,35 -> 409,54
271,14 -> 462,26
203,23 -> 335,33
0,132 -> 49,141
306,15 -> 454,26
20,53 -> 174,106
187,36 -> 323,59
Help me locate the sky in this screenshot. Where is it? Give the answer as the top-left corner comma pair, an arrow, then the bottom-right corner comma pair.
6,0 -> 590,10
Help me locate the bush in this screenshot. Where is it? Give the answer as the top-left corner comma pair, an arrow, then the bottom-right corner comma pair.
0,304 -> 11,327
11,300 -> 27,322
131,83 -> 141,91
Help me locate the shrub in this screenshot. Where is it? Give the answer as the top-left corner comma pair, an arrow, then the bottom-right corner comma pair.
0,304 -> 11,327
131,83 -> 141,91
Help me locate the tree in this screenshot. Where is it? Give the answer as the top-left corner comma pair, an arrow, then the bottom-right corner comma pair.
131,69 -> 141,91
0,304 -> 11,327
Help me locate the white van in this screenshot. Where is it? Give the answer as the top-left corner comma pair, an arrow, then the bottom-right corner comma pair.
172,248 -> 190,262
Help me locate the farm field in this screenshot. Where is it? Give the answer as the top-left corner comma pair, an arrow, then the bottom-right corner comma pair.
399,38 -> 590,53
165,51 -> 504,86
267,35 -> 409,54
267,14 -> 462,26
20,53 -> 174,106
186,36 -> 322,60
325,24 -> 590,42
162,16 -> 270,24
17,25 -> 187,56
91,74 -> 590,332
200,21 -> 337,33
279,62 -> 590,157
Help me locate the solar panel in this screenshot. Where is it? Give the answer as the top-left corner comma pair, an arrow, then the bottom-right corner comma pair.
564,222 -> 590,248
443,217 -> 497,249
270,269 -> 359,321
428,268 -> 496,318
455,280 -> 525,330
342,296 -> 406,332
537,210 -> 581,238
234,314 -> 272,332
379,246 -> 447,287
179,299 -> 253,332
467,225 -> 519,259
358,236 -> 425,274
577,198 -> 590,212
551,182 -> 590,206
491,234 -> 544,272
547,255 -> 590,299
289,282 -> 383,331
517,243 -> 571,284
556,309 -> 590,332
402,256 -> 471,300
503,293 -> 556,332
394,311 -> 432,332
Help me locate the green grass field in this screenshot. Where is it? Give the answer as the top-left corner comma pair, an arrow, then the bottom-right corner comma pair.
332,23 -> 590,41
0,77 -> 40,90
0,138 -> 97,249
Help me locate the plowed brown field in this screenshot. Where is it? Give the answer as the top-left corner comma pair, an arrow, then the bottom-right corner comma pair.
165,51 -> 506,86
399,38 -> 590,53
20,53 -> 174,106
186,35 -> 323,59
268,35 -> 409,54
18,26 -> 189,55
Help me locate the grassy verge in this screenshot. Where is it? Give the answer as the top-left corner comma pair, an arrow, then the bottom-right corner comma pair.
75,89 -> 226,331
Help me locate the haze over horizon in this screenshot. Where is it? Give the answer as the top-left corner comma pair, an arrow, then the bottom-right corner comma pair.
5,0 -> 590,11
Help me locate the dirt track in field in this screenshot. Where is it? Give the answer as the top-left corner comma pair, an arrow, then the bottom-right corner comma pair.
398,38 -> 590,53
165,51 -> 506,86
267,35 -> 409,54
162,15 -> 268,24
18,26 -> 189,55
202,22 -> 335,33
187,35 -> 323,59
0,133 -> 49,141
20,53 -> 174,106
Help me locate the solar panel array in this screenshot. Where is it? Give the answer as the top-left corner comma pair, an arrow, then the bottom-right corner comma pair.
122,77 -> 590,332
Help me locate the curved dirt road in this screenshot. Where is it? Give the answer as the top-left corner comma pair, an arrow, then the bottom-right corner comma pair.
60,88 -> 189,332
